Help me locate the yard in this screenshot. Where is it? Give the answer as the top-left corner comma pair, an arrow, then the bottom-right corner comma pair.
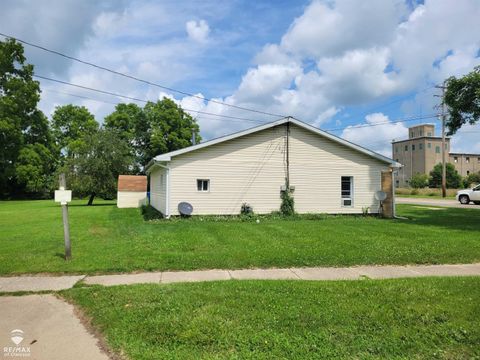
63,277 -> 480,359
1,200 -> 479,275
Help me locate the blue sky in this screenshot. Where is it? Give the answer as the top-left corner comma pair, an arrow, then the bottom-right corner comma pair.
1,0 -> 480,156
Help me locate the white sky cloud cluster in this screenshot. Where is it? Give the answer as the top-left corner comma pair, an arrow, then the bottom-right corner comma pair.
1,0 -> 479,155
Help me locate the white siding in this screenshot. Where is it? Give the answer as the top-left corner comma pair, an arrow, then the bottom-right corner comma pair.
168,126 -> 286,215
150,167 -> 167,215
289,125 -> 388,213
153,123 -> 390,215
117,191 -> 146,208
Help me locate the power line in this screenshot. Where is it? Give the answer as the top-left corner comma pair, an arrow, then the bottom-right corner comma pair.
323,113 -> 440,132
0,32 -> 285,118
35,74 -> 276,124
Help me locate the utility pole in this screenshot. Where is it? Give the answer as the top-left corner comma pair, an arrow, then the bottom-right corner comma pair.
435,84 -> 447,198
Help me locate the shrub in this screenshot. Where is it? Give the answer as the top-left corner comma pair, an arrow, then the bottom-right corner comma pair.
463,172 -> 480,188
409,173 -> 429,189
141,204 -> 164,221
429,163 -> 462,188
280,190 -> 295,216
240,203 -> 254,215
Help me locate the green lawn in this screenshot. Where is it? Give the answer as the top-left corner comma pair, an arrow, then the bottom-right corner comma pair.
63,278 -> 480,359
0,200 -> 479,275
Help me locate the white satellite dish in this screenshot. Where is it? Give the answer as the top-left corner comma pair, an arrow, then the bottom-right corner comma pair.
375,191 -> 387,201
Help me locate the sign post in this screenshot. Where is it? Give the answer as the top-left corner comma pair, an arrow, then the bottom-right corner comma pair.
55,174 -> 72,260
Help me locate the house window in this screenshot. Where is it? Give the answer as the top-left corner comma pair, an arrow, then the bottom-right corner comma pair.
197,179 -> 210,192
412,144 -> 415,151
405,145 -> 408,151
466,157 -> 470,163
341,176 -> 353,207
428,143 -> 431,149
435,146 -> 440,154
419,143 -> 423,150
427,132 -> 432,136
454,157 -> 458,163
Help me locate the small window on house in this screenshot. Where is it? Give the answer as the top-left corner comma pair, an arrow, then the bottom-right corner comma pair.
197,179 -> 210,192
435,146 -> 440,154
341,176 -> 353,207
454,157 -> 458,163
419,143 -> 423,150
466,157 -> 470,163
405,145 -> 408,151
428,143 -> 432,149
427,132 -> 432,136
412,144 -> 415,151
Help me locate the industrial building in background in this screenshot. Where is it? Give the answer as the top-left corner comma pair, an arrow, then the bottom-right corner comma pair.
392,124 -> 480,187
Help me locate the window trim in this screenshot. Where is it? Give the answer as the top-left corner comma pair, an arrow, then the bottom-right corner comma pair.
341,176 -> 354,207
196,179 -> 210,192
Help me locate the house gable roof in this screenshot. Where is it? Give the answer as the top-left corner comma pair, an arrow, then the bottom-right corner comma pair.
149,117 -> 401,168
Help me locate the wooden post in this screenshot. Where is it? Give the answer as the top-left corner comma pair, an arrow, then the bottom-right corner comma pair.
59,174 -> 72,260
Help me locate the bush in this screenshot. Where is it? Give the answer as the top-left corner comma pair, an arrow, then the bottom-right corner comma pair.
240,203 -> 254,215
141,204 -> 164,221
429,163 -> 462,188
409,174 -> 429,189
280,190 -> 295,216
463,172 -> 480,188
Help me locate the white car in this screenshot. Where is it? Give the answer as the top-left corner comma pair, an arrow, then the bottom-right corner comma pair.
456,184 -> 480,205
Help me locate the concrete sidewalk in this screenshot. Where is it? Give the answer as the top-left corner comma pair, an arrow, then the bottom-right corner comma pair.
0,295 -> 109,360
2,264 -> 479,292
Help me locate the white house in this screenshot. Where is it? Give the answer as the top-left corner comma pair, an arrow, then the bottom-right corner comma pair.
146,117 -> 400,217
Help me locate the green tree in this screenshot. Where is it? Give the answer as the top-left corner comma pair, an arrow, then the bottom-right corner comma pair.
15,143 -> 56,196
140,98 -> 201,167
52,104 -> 98,159
0,38 -> 55,198
409,173 -> 429,189
104,99 -> 200,172
444,66 -> 480,134
62,128 -> 132,205
429,163 -> 462,189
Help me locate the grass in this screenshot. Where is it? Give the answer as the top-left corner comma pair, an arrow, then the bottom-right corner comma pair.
0,200 -> 479,275
396,187 -> 458,199
62,277 -> 480,359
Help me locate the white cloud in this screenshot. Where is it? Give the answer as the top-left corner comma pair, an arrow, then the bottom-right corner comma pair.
341,113 -> 408,156
186,19 -> 210,43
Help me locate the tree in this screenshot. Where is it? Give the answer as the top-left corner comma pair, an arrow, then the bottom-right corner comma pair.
409,173 -> 429,189
429,163 -> 462,189
52,104 -> 98,159
139,98 -> 201,167
62,128 -> 132,205
104,98 -> 201,172
15,143 -> 56,196
444,66 -> 480,134
0,38 -> 55,198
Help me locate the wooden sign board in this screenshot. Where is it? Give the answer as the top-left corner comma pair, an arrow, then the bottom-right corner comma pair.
54,190 -> 72,205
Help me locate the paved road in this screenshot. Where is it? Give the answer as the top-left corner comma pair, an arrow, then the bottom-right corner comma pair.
0,295 -> 109,360
397,196 -> 480,209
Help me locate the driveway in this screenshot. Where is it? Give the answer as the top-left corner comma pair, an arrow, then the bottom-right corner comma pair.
0,295 -> 109,360
396,197 -> 480,209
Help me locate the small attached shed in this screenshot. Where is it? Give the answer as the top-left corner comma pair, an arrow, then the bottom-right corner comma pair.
117,175 -> 147,208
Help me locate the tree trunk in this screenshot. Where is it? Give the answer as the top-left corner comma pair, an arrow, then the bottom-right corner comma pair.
87,193 -> 95,206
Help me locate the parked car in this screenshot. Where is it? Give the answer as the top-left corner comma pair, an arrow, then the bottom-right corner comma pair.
456,184 -> 480,205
